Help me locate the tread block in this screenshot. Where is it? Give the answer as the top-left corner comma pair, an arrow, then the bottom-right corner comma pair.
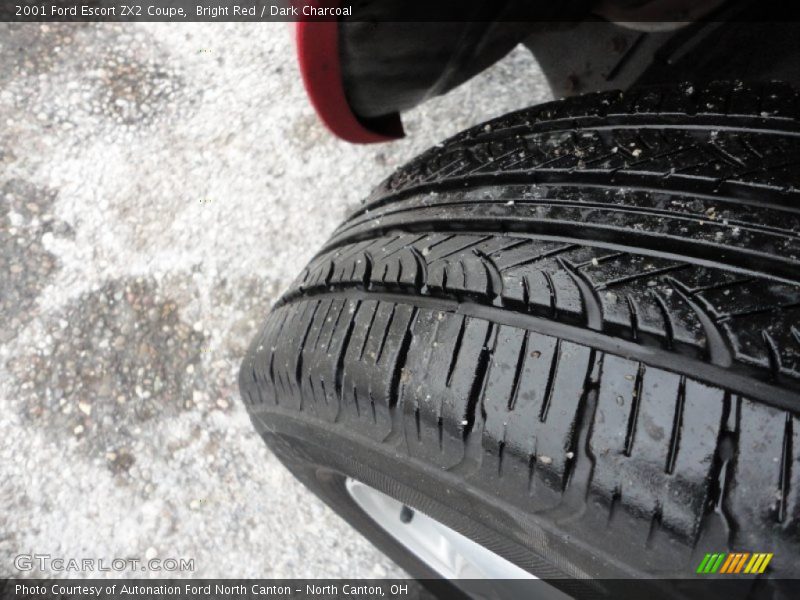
401,311 -> 491,468
589,357 -> 725,542
725,400 -> 800,564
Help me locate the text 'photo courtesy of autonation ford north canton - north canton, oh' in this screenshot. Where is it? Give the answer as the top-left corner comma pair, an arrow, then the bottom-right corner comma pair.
1,2 -> 800,600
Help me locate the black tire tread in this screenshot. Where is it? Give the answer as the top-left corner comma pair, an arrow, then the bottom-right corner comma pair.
241,83 -> 800,579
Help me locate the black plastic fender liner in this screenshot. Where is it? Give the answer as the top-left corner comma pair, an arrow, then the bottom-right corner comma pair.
338,0 -> 593,121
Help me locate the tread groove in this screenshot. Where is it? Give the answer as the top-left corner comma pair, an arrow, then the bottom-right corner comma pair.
340,197 -> 800,246
541,270 -> 558,319
651,291 -> 676,350
374,304 -> 397,364
390,308 -> 417,412
464,324 -> 496,438
561,258 -> 603,331
762,331 -> 783,381
362,251 -> 373,288
474,249 -> 503,299
446,316 -> 467,388
539,338 -> 561,423
507,330 -> 529,411
561,350 -> 598,493
295,300 -> 321,390
351,169 -> 800,227
778,413 -> 793,523
624,362 -> 645,457
669,278 -> 733,368
358,302 -> 379,361
625,294 -> 640,342
665,376 -> 686,475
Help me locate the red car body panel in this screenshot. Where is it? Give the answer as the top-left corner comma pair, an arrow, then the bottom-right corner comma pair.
295,18 -> 404,143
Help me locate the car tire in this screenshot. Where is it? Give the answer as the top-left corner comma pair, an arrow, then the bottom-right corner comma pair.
240,82 -> 800,593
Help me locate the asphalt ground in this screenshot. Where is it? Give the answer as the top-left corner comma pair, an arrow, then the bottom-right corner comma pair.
0,22 -> 551,578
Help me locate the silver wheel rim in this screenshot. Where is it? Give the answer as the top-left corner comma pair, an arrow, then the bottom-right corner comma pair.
345,478 -> 535,580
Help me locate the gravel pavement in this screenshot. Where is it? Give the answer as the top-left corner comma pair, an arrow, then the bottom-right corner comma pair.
0,22 -> 551,578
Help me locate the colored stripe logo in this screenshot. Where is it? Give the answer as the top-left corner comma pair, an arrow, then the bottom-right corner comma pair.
696,553 -> 773,574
